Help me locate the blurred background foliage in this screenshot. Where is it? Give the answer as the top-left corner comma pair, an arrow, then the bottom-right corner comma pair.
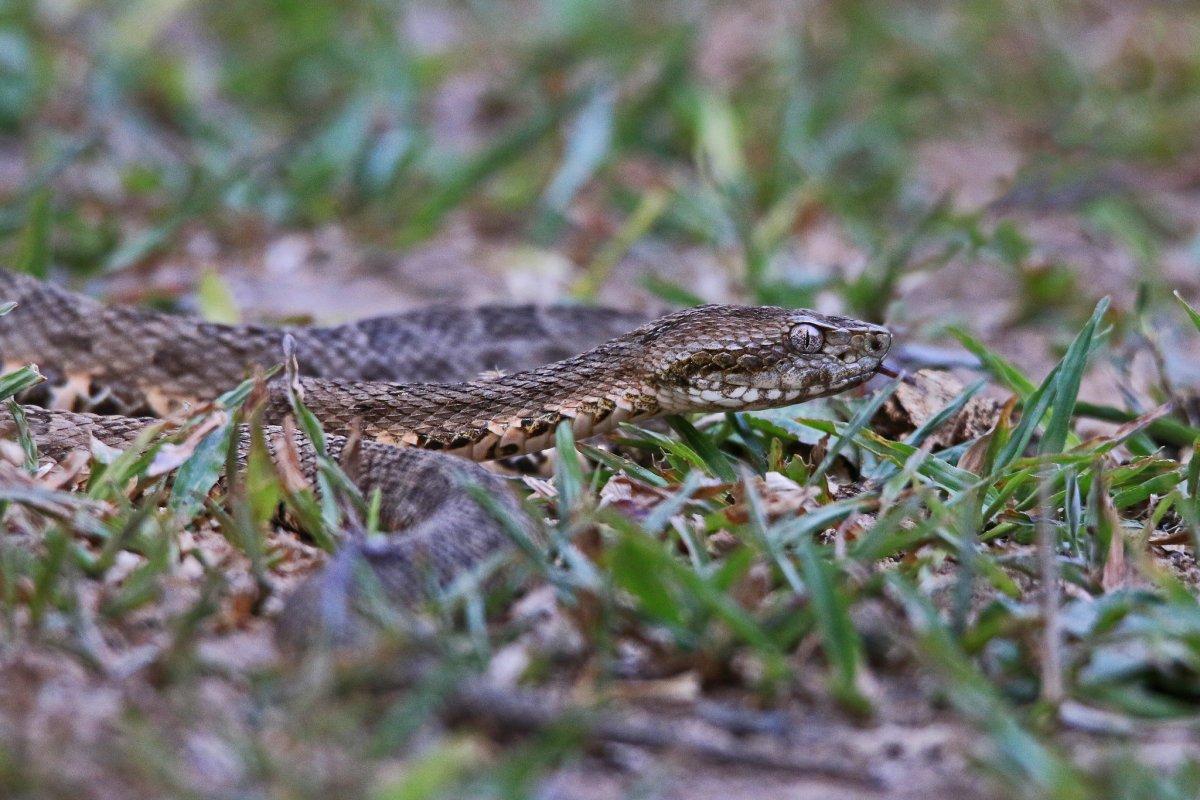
1,0 -> 1196,317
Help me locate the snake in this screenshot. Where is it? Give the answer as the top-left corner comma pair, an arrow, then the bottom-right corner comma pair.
0,268 -> 891,642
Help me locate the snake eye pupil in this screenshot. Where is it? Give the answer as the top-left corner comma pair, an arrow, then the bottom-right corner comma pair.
790,324 -> 824,354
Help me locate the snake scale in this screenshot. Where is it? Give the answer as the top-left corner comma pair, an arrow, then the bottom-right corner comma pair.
0,268 -> 891,642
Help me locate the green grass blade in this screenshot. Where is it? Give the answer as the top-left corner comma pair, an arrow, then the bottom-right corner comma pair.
808,376 -> 901,485
462,483 -> 551,578
573,188 -> 668,299
888,575 -> 1088,796
1040,298 -> 1109,455
948,326 -> 1036,397
609,534 -> 687,629
15,188 -> 51,279
859,430 -> 979,493
769,496 -> 874,550
169,422 -> 235,523
540,85 -> 615,217
740,470 -> 803,593
796,534 -> 870,714
1188,439 -> 1200,513
554,421 -> 585,517
215,372 -> 275,410
401,98 -> 576,244
196,269 -> 240,324
641,471 -> 705,534
639,274 -> 705,307
4,401 -> 37,473
1073,401 -> 1200,448
0,365 -> 44,401
576,443 -> 668,488
1175,290 -> 1200,333
666,415 -> 737,482
992,367 -> 1058,474
616,423 -> 710,475
865,378 -> 986,485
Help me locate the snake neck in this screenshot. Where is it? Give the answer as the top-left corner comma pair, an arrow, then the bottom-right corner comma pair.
272,343 -> 663,460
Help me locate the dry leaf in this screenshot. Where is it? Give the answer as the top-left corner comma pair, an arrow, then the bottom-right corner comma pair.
959,395 -> 1017,476
708,529 -> 740,554
1078,403 -> 1173,452
272,416 -> 311,494
611,671 -> 701,703
877,369 -> 999,448
146,413 -> 226,476
1099,483 -> 1128,592
727,471 -> 821,523
599,474 -> 671,519
1101,527 -> 1127,592
730,561 -> 773,610
521,476 -> 558,500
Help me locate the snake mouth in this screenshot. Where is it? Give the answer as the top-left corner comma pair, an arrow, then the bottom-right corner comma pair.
660,348 -> 890,412
810,358 -> 884,396
662,356 -> 887,411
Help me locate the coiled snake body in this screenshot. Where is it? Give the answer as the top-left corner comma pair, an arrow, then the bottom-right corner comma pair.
0,269 -> 890,641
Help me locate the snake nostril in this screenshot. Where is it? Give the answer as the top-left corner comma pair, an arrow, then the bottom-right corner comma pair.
865,332 -> 890,354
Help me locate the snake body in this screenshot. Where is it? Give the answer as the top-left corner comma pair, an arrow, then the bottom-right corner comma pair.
0,269 -> 890,641
0,270 -> 647,415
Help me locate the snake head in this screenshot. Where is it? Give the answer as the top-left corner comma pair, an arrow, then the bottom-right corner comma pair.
634,305 -> 892,412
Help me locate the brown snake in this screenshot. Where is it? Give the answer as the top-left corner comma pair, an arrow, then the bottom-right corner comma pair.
0,269 -> 891,642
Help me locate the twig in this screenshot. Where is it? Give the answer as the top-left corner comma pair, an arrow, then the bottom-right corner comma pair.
695,700 -> 790,737
447,680 -> 884,788
339,654 -> 880,786
1037,468 -> 1064,706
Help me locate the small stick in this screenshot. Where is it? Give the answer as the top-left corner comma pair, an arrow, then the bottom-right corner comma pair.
1037,468 -> 1064,706
447,680 -> 884,788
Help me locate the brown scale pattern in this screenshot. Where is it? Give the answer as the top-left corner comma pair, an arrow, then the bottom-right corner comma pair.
251,304 -> 892,460
0,270 -> 892,643
267,341 -> 661,459
0,269 -> 648,413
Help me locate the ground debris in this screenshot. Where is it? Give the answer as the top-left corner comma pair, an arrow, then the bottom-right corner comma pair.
876,369 -> 1000,448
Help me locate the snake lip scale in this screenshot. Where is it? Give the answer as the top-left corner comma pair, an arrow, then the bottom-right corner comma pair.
0,268 -> 892,639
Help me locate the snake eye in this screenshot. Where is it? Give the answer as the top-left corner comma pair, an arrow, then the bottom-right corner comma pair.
789,323 -> 824,354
